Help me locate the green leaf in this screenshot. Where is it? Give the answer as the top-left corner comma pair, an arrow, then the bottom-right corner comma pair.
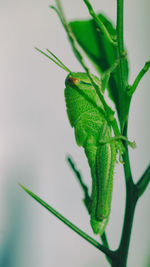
69,13 -> 129,118
19,183 -> 114,258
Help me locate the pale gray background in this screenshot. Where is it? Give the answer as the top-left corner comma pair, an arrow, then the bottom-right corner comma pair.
0,0 -> 150,267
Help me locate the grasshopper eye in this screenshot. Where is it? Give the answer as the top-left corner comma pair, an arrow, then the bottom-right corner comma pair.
67,77 -> 80,85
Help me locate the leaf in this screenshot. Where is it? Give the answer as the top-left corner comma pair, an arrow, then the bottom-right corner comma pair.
69,13 -> 129,119
19,183 -> 113,257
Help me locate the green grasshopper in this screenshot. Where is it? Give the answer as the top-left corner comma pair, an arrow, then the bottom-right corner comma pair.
35,2 -> 135,235
35,47 -> 135,235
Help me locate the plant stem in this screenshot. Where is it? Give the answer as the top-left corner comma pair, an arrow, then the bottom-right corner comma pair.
107,146 -> 138,267
136,164 -> 150,197
67,155 -> 91,212
116,148 -> 138,266
116,190 -> 137,266
116,0 -> 126,88
116,0 -> 131,131
116,0 -> 126,89
109,1 -> 139,265
117,0 -> 124,55
83,0 -> 117,45
127,61 -> 150,96
101,233 -> 112,265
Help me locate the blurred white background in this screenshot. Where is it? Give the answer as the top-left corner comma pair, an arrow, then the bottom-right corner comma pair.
0,0 -> 150,266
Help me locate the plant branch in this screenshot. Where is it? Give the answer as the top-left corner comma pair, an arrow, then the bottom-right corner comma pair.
66,155 -> 91,212
83,0 -> 117,45
116,0 -> 130,132
101,232 -> 109,249
116,0 -> 124,52
19,183 -> 114,259
136,164 -> 150,198
116,0 -> 126,87
101,232 -> 111,265
122,145 -> 133,183
114,146 -> 138,266
127,61 -> 150,96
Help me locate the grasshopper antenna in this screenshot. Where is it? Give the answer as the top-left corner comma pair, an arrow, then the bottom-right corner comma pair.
35,47 -> 72,73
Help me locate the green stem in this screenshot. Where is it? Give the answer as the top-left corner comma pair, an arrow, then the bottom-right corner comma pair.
117,191 -> 137,266
110,121 -> 148,266
117,0 -> 124,55
136,164 -> 150,197
101,233 -> 112,265
106,144 -> 138,267
116,0 -> 126,87
83,0 -> 117,45
112,0 -> 139,250
115,148 -> 138,266
116,0 -> 130,131
67,155 -> 91,211
127,61 -> 150,96
122,143 -> 132,183
101,232 -> 109,249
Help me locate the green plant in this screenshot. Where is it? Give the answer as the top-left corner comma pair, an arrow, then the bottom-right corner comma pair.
20,0 -> 150,266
